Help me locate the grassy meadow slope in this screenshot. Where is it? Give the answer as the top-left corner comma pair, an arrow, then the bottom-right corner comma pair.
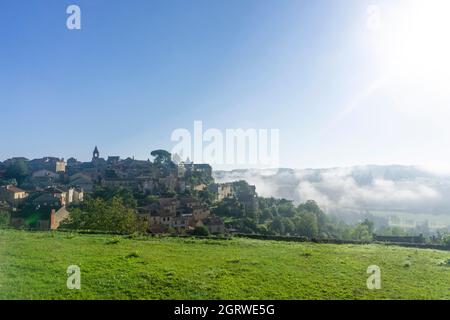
0,229 -> 449,300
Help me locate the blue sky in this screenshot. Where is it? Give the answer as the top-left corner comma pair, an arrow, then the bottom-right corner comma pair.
1,0 -> 449,170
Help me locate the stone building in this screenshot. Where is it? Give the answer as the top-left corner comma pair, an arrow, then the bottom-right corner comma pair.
202,216 -> 225,234
0,185 -> 28,207
208,183 -> 235,201
32,187 -> 83,207
55,159 -> 66,173
11,206 -> 71,231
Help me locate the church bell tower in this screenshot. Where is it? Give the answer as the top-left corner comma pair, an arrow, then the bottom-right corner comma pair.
93,146 -> 100,160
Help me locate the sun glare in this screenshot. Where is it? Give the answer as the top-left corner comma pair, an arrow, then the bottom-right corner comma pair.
373,0 -> 450,84
363,0 -> 450,117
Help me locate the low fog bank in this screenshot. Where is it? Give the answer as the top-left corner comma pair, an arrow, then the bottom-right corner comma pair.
214,165 -> 450,227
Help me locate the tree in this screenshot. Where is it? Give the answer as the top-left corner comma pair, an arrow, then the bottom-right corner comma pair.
213,198 -> 244,218
141,195 -> 159,206
298,200 -> 322,215
270,205 -> 279,218
151,150 -> 173,166
277,200 -> 297,217
361,218 -> 375,235
296,212 -> 319,238
283,217 -> 295,235
198,189 -> 215,205
231,218 -> 259,234
298,200 -> 327,233
269,216 -> 285,235
260,208 -> 273,222
0,178 -> 17,186
92,187 -> 137,209
352,223 -> 372,241
61,197 -> 147,234
5,160 -> 29,185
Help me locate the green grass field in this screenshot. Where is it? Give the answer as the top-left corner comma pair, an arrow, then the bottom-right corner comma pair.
0,229 -> 449,300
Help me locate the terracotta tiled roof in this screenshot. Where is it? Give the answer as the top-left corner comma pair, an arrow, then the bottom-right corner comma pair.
6,185 -> 26,193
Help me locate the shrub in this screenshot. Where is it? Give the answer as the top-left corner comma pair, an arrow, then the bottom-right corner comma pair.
0,211 -> 10,227
191,226 -> 210,237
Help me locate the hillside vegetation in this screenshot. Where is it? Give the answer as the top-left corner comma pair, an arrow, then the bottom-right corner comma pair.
0,229 -> 449,300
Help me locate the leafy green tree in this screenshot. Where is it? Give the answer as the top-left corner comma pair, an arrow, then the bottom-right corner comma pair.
151,150 -> 173,166
260,208 -> 273,222
5,160 -> 29,185
270,205 -> 279,218
361,218 -> 375,235
230,218 -> 259,234
258,198 -> 268,211
298,200 -> 322,215
283,217 -> 295,235
298,200 -> 327,233
141,195 -> 159,206
352,223 -> 373,241
92,187 -> 138,209
269,216 -> 285,235
61,197 -> 147,234
0,178 -> 17,186
213,198 -> 245,218
198,189 -> 215,205
340,227 -> 353,240
277,200 -> 297,217
296,212 -> 319,238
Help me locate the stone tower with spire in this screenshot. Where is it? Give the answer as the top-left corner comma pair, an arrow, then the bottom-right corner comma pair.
92,146 -> 100,161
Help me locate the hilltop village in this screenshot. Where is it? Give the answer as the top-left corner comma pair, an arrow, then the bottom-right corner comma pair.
4,147 -> 440,244
1,147 -> 449,246
0,147 -> 258,234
